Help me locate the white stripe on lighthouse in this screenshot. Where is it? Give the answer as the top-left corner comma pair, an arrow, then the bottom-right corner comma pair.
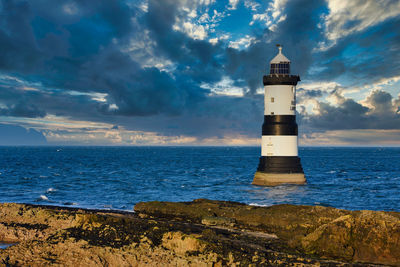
264,85 -> 296,115
261,136 -> 298,156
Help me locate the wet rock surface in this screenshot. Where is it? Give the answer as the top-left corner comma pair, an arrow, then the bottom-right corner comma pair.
0,200 -> 399,266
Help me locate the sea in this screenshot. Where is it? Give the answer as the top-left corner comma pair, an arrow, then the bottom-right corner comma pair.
0,146 -> 399,212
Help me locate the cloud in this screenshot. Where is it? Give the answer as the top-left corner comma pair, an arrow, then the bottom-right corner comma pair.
300,129 -> 400,146
228,0 -> 240,10
228,35 -> 256,50
323,0 -> 400,42
0,124 -> 47,145
311,14 -> 400,86
0,0 -> 215,119
301,89 -> 400,131
364,90 -> 394,114
244,0 -> 260,12
0,102 -> 46,118
1,0 -> 400,146
249,0 -> 288,27
226,0 -> 326,94
297,88 -> 324,102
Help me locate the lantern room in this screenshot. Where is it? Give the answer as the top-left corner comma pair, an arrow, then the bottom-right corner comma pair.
269,45 -> 290,75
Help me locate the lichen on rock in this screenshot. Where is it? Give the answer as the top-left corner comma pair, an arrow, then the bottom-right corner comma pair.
0,200 -> 399,266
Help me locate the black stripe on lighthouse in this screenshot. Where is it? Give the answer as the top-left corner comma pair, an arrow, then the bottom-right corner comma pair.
262,115 -> 298,135
257,156 -> 304,173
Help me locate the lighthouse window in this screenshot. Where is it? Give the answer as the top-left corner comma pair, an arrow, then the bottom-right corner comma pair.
271,97 -> 275,103
270,63 -> 290,74
270,64 -> 277,74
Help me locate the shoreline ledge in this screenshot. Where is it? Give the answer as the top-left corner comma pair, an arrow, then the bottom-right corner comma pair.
0,200 -> 399,266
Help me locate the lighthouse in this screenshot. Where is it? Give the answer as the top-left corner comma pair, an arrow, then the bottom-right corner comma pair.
252,45 -> 306,186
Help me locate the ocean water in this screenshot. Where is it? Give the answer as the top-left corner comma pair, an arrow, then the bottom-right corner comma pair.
0,146 -> 399,212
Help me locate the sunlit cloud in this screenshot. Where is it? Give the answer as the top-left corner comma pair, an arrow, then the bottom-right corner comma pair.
0,0 -> 399,146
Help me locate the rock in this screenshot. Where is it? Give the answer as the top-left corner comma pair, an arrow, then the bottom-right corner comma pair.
201,216 -> 236,227
135,199 -> 400,266
161,231 -> 206,255
0,200 -> 398,266
302,210 -> 400,265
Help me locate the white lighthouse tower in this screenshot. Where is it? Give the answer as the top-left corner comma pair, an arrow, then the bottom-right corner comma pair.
253,45 -> 306,186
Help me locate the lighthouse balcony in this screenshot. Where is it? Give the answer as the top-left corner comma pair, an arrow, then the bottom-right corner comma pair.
263,75 -> 300,86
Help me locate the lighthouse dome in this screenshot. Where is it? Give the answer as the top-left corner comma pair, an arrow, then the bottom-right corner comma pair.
269,45 -> 290,75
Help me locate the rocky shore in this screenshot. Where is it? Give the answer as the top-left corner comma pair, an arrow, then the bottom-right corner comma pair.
0,199 -> 399,266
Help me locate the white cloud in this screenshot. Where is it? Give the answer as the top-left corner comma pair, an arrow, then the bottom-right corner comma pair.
171,1 -> 226,41
228,0 -> 240,10
208,33 -> 230,45
299,81 -> 341,92
181,21 -> 208,40
244,0 -> 260,11
198,13 -> 210,23
228,35 -> 256,50
139,1 -> 148,12
4,114 -> 198,145
108,104 -> 119,111
296,81 -> 342,114
63,3 -> 78,15
250,13 -> 269,26
201,76 -> 247,96
188,9 -> 197,18
122,29 -> 176,71
196,0 -> 216,6
208,37 -> 218,44
300,129 -> 400,146
249,0 -> 288,27
202,135 -> 259,146
322,0 -> 400,43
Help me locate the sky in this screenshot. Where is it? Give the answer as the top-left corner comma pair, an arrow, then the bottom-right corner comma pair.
0,0 -> 400,146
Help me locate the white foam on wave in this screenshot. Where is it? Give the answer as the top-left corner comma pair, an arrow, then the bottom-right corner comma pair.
38,195 -> 48,201
249,203 -> 271,207
46,188 -> 56,193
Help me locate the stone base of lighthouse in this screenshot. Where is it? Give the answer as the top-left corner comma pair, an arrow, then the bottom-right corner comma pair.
252,172 -> 306,186
252,156 -> 306,186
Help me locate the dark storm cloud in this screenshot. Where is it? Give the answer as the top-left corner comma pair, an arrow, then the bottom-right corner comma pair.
111,95 -> 264,139
303,90 -> 400,131
0,84 -> 106,121
145,0 -> 224,84
0,0 -> 212,118
0,102 -> 46,118
75,47 -> 207,116
0,0 -> 258,135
